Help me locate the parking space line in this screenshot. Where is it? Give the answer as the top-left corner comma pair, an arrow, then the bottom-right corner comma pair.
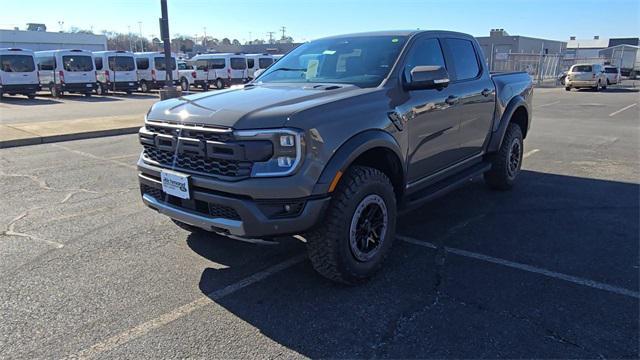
609,103 -> 637,117
534,101 -> 560,109
73,254 -> 306,359
523,148 -> 540,159
397,235 -> 640,299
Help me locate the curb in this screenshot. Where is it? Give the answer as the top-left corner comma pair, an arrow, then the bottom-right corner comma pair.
0,126 -> 140,149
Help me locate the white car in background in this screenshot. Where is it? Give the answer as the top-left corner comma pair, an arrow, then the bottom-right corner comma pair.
603,66 -> 621,85
565,63 -> 608,91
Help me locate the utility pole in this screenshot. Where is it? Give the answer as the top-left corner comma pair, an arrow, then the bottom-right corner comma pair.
138,21 -> 144,52
159,0 -> 179,99
279,26 -> 286,40
203,26 -> 207,47
248,31 -> 252,44
267,31 -> 275,44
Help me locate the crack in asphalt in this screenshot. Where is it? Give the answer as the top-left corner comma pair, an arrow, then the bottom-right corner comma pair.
0,208 -> 64,248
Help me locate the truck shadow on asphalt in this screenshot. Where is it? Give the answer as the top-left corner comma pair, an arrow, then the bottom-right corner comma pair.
188,170 -> 639,358
0,97 -> 61,105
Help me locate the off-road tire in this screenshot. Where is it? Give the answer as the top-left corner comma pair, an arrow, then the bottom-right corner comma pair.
484,123 -> 524,190
304,166 -> 397,284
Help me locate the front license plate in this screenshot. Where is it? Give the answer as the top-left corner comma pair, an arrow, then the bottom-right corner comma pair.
86,84 -> 93,88
128,82 -> 134,86
161,170 -> 190,199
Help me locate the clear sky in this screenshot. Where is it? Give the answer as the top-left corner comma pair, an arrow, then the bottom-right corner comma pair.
0,0 -> 638,42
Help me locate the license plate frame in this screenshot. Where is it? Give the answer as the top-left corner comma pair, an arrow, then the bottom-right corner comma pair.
160,170 -> 190,199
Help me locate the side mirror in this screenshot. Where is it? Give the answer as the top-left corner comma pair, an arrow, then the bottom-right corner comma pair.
404,65 -> 450,90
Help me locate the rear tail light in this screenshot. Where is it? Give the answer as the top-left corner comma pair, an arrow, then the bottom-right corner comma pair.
58,70 -> 65,83
191,71 -> 196,78
227,68 -> 231,79
151,69 -> 156,81
105,70 -> 110,82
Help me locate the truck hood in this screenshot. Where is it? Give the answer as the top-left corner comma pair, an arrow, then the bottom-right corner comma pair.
146,83 -> 372,129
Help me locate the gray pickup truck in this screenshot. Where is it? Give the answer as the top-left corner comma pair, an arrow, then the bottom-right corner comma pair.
138,30 -> 533,284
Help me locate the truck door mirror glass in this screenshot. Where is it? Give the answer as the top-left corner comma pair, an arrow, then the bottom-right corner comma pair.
404,65 -> 450,90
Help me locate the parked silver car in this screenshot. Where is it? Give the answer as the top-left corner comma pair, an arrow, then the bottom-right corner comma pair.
604,66 -> 621,85
565,63 -> 608,91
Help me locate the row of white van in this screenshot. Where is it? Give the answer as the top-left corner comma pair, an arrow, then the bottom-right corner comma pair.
0,48 -> 281,99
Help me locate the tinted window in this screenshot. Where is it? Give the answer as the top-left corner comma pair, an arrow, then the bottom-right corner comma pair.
108,56 -> 135,71
230,58 -> 246,70
0,55 -> 36,72
177,62 -> 188,70
154,57 -> 176,70
571,65 -> 592,73
37,56 -> 55,71
259,35 -> 408,88
94,57 -> 103,70
247,58 -> 255,68
444,38 -> 480,80
207,59 -> 225,69
136,57 -> 149,70
62,55 -> 94,71
403,38 -> 446,82
258,57 -> 274,69
604,67 -> 618,73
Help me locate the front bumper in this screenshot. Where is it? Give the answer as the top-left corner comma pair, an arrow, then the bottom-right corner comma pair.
138,162 -> 330,238
0,83 -> 40,94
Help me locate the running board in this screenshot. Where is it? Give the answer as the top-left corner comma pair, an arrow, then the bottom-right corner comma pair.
401,162 -> 491,214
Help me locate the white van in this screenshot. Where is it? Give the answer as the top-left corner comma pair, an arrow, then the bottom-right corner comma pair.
134,52 -> 178,92
0,48 -> 39,99
35,49 -> 96,97
189,53 -> 248,90
246,53 -> 275,79
93,51 -> 138,95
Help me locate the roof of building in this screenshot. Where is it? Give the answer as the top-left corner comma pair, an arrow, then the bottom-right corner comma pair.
566,38 -> 610,49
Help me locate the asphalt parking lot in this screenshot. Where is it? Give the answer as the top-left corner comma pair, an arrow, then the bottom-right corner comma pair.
1,86 -> 638,358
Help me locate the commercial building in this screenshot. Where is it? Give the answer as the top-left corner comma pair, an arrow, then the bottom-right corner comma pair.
565,36 -> 610,59
476,29 -> 566,58
0,29 -> 107,51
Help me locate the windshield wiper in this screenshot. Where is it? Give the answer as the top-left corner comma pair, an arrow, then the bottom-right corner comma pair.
269,67 -> 307,72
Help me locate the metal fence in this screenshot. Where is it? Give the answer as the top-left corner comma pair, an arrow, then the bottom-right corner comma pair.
488,52 -> 615,85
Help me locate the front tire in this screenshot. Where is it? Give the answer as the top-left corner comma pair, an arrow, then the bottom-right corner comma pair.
484,123 -> 524,190
215,78 -> 224,90
140,80 -> 149,93
304,166 -> 397,284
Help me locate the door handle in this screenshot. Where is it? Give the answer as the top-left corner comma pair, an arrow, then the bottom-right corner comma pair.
481,88 -> 492,97
445,95 -> 459,105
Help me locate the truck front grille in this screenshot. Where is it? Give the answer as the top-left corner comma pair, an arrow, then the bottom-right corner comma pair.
142,146 -> 252,178
140,122 -> 252,180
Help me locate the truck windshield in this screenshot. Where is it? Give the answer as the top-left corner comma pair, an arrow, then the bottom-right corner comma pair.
154,57 -> 176,70
571,65 -> 592,73
62,55 -> 93,71
108,56 -> 135,71
257,35 -> 408,88
0,55 -> 35,72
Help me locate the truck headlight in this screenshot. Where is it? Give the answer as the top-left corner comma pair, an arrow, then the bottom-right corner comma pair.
234,128 -> 304,177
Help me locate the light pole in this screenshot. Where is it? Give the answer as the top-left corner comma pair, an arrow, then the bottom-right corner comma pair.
138,21 -> 144,52
159,0 -> 179,99
128,25 -> 133,52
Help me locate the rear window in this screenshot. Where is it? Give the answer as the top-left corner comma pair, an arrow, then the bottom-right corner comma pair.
0,55 -> 36,72
94,57 -> 103,70
108,56 -> 135,71
230,57 -> 246,70
154,57 -> 176,70
258,57 -> 274,69
136,57 -> 149,70
177,62 -> 188,70
444,38 -> 480,80
37,56 -> 55,71
571,65 -> 592,73
208,58 -> 225,69
604,67 -> 618,73
247,58 -> 255,68
62,55 -> 94,71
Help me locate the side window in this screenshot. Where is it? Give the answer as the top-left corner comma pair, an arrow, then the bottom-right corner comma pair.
444,38 -> 480,81
38,56 -> 56,71
247,58 -> 255,68
258,58 -> 274,69
95,57 -> 103,70
403,38 -> 446,82
136,57 -> 149,70
208,59 -> 225,69
195,60 -> 208,71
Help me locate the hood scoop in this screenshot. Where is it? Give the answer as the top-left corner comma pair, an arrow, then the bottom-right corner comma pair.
303,84 -> 342,91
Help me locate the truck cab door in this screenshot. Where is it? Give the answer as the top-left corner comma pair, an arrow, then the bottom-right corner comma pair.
441,38 -> 496,158
398,36 -> 467,183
